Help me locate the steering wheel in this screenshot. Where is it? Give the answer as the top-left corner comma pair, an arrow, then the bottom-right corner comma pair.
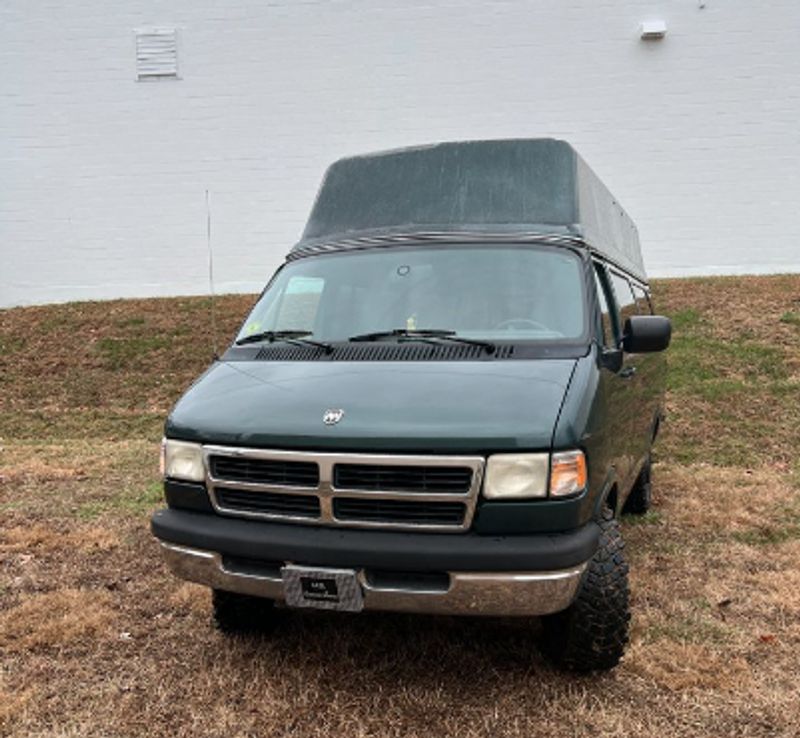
494,318 -> 550,331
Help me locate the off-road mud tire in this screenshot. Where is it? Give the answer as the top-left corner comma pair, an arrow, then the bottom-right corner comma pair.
542,511 -> 630,671
212,589 -> 279,634
623,456 -> 652,515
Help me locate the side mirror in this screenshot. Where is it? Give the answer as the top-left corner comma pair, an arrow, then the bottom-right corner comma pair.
623,315 -> 672,353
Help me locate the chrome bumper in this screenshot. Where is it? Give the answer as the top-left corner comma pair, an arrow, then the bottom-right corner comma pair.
160,542 -> 586,617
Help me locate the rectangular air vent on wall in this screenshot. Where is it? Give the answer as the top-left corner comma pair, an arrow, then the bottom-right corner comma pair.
135,28 -> 179,80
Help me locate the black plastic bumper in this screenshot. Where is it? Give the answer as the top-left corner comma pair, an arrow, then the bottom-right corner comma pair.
151,508 -> 600,572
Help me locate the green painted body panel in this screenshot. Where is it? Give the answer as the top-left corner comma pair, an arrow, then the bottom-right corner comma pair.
553,345 -> 666,517
166,358 -> 578,453
473,492 -> 590,534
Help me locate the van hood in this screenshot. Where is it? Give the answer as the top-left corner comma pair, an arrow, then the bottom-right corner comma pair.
166,359 -> 577,453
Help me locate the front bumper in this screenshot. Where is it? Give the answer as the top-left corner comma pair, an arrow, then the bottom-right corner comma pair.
161,541 -> 586,616
152,509 -> 598,617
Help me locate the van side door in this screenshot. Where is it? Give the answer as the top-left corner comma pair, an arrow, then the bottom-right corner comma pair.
607,269 -> 648,487
630,281 -> 668,450
592,262 -> 635,494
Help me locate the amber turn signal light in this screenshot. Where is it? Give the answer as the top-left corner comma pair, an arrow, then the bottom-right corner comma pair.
549,450 -> 587,497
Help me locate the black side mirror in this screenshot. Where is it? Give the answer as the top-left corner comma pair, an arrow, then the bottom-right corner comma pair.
623,315 -> 672,353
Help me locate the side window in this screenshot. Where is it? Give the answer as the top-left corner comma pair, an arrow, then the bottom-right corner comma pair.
592,264 -> 615,348
609,271 -> 637,338
631,283 -> 653,315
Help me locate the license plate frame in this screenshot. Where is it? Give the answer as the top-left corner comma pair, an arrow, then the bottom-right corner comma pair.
281,565 -> 364,612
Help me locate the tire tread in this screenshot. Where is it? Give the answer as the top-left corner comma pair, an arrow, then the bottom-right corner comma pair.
542,510 -> 630,671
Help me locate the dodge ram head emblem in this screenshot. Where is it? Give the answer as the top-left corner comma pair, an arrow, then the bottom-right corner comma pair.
323,408 -> 344,425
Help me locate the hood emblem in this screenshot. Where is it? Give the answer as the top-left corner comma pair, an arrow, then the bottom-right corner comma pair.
323,408 -> 345,426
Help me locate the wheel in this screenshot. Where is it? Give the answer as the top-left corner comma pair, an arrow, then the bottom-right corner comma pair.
212,589 -> 279,634
623,456 -> 652,515
541,510 -> 630,671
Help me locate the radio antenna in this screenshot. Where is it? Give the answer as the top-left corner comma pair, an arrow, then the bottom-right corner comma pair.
206,189 -> 219,361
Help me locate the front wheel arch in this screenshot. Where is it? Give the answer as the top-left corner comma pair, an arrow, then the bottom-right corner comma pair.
604,484 -> 619,516
593,470 -> 619,518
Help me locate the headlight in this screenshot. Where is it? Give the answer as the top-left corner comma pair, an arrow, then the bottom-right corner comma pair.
549,450 -> 587,497
161,438 -> 205,482
483,453 -> 549,499
483,450 -> 587,499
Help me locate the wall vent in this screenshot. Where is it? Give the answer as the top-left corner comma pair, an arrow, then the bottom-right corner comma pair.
135,28 -> 179,80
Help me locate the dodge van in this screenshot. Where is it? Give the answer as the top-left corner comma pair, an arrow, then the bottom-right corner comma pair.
152,139 -> 671,670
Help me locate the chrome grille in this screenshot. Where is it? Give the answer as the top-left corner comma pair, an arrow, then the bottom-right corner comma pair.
333,463 -> 473,493
333,498 -> 466,525
209,455 -> 319,487
203,446 -> 485,532
215,487 -> 321,518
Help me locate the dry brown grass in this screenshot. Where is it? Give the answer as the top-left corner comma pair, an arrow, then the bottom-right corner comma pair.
0,684 -> 37,735
1,525 -> 118,554
1,275 -> 799,737
0,589 -> 116,653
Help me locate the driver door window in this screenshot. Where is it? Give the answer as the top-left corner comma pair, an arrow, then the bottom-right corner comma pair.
593,264 -> 615,349
609,272 -> 637,338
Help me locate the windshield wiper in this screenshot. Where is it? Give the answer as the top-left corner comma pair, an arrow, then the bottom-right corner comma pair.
235,330 -> 333,353
349,328 -> 454,342
348,328 -> 495,354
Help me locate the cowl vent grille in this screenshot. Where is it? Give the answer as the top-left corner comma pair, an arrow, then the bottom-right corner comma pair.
254,343 -> 513,362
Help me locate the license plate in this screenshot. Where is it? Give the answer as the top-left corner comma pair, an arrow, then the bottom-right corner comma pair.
281,565 -> 364,612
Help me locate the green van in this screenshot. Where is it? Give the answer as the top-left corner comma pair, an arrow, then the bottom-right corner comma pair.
151,140 -> 671,670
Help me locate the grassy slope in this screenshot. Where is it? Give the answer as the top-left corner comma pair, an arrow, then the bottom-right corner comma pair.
1,275 -> 799,737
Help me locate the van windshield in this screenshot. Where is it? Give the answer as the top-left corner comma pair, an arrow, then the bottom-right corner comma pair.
236,245 -> 586,344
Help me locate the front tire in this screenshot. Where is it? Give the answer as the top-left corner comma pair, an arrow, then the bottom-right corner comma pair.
542,511 -> 630,671
212,589 -> 279,634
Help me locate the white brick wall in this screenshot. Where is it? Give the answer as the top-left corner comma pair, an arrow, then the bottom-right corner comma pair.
2,0 -> 799,307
